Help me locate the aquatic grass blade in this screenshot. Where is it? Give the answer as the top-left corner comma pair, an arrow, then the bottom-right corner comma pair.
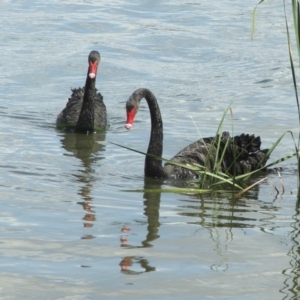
283,0 -> 300,197
291,0 -> 300,61
236,177 -> 268,197
251,0 -> 268,40
122,188 -> 211,195
284,1 -> 300,128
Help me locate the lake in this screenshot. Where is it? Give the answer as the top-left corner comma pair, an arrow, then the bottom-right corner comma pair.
0,0 -> 299,299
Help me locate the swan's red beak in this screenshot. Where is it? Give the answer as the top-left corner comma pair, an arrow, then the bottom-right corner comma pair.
125,108 -> 136,130
88,60 -> 98,79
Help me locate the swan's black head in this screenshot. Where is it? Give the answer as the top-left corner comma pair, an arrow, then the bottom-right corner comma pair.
125,89 -> 152,130
88,50 -> 101,79
125,91 -> 144,130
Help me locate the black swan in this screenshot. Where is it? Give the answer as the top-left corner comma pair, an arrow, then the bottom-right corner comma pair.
56,50 -> 107,133
125,88 -> 269,180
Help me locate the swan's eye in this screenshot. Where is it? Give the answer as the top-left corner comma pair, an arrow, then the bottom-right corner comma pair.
126,104 -> 136,112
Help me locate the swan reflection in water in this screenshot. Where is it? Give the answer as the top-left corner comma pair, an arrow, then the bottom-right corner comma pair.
59,131 -> 106,236
118,180 -> 268,274
119,178 -> 161,274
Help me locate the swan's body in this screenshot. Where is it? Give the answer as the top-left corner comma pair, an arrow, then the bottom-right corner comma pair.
125,88 -> 269,180
56,50 -> 107,133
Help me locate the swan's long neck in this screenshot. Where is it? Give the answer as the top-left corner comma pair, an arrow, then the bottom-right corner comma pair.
75,71 -> 96,133
126,89 -> 166,178
141,89 -> 165,178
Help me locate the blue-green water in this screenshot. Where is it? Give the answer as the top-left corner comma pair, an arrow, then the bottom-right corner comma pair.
0,0 -> 299,299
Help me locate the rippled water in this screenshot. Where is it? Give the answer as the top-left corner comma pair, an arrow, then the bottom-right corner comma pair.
1,0 -> 300,299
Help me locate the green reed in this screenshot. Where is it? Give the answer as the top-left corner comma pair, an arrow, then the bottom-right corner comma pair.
253,0 -> 300,200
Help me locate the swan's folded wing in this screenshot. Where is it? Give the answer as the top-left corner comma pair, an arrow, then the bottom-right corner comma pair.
164,133 -> 269,178
56,88 -> 84,128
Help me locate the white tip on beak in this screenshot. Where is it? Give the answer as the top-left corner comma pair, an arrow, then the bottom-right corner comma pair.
125,124 -> 132,130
